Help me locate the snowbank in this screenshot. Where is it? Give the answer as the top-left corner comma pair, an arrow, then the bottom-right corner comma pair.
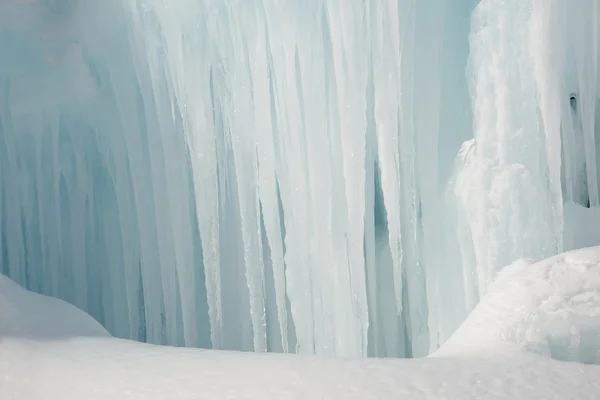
439,247 -> 600,366
0,273 -> 109,339
2,247 -> 600,399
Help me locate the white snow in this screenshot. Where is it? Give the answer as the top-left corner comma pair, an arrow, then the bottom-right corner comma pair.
2,247 -> 600,399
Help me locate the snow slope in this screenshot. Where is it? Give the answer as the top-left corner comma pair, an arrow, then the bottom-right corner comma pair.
0,272 -> 109,340
2,248 -> 600,399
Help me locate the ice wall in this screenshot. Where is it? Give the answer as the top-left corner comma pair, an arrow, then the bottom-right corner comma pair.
1,0 -> 599,358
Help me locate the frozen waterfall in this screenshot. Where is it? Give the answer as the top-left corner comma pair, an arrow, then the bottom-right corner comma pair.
2,0 -> 600,358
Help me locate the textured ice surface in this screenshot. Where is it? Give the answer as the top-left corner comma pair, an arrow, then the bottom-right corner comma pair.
3,247 -> 600,399
2,0 -> 600,359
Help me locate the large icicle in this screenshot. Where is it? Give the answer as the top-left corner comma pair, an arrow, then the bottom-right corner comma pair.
250,1 -> 290,353
454,0 -> 562,301
326,0 -> 370,356
221,3 -> 268,352
371,0 -> 406,316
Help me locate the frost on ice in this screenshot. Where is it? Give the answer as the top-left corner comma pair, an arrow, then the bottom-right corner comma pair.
2,0 -> 600,358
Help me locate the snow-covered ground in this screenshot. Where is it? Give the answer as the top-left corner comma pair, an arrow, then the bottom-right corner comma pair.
2,247 -> 600,399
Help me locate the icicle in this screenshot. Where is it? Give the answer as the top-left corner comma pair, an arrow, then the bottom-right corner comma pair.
574,1 -> 600,207
262,0 -> 315,354
531,0 -> 564,255
250,1 -> 290,353
370,0 -> 405,314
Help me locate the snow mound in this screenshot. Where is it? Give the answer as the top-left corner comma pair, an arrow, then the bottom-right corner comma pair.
0,274 -> 109,340
440,246 -> 600,364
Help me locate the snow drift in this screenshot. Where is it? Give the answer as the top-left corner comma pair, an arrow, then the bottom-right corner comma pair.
0,272 -> 109,339
2,247 -> 600,399
438,247 -> 600,365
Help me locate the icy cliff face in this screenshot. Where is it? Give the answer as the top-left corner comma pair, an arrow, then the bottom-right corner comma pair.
1,0 -> 600,358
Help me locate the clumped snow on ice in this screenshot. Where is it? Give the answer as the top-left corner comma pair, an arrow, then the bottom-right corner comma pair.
438,247 -> 600,366
2,247 -> 600,399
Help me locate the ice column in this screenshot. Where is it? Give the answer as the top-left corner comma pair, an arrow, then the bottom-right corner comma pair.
453,0 -> 563,302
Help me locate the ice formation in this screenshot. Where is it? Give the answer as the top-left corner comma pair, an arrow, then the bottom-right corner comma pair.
1,0 -> 600,358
